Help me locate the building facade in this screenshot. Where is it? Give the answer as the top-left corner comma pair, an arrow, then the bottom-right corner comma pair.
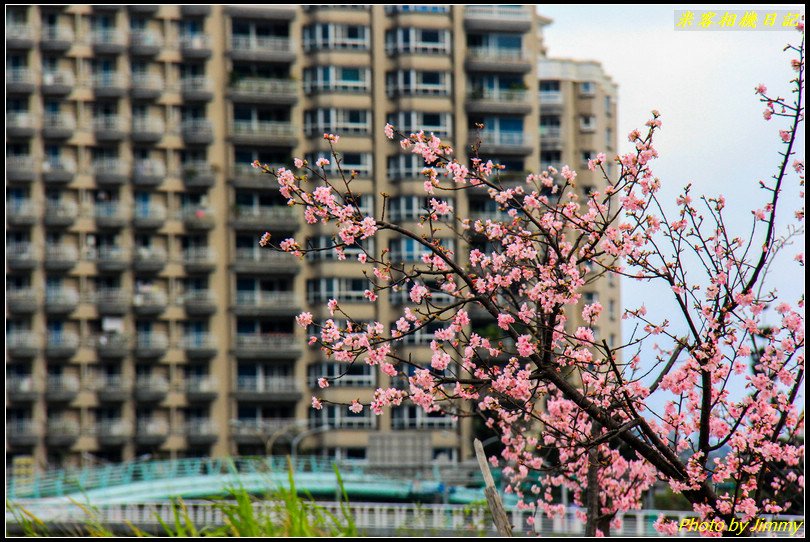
6,5 -> 619,470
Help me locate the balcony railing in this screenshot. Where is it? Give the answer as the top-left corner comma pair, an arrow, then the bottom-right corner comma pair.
231,205 -> 298,229
232,249 -> 299,273
229,78 -> 297,101
93,115 -> 126,139
131,118 -> 165,142
7,242 -> 39,270
181,119 -> 214,143
132,246 -> 168,272
468,87 -> 528,103
136,420 -> 170,442
231,120 -> 297,140
92,73 -> 128,96
41,25 -> 74,48
7,111 -> 35,136
95,287 -> 130,315
180,34 -> 211,55
7,331 -> 40,358
45,287 -> 80,314
132,158 -> 167,185
182,247 -> 217,272
182,290 -> 216,315
182,161 -> 216,188
41,70 -> 74,94
133,289 -> 168,315
181,206 -> 215,229
186,376 -> 218,400
45,374 -> 81,401
133,203 -> 168,229
539,91 -> 563,105
180,76 -> 213,100
7,201 -> 38,226
7,154 -> 36,182
93,159 -> 129,184
91,29 -> 126,48
7,289 -> 38,313
234,334 -> 299,354
392,416 -> 457,429
130,29 -> 163,52
7,375 -> 39,401
94,201 -> 128,228
131,73 -> 164,98
94,375 -> 132,402
42,157 -> 76,183
7,68 -> 34,91
95,333 -> 130,358
181,334 -> 218,358
44,244 -> 78,271
185,419 -> 218,442
231,35 -> 291,52
470,131 -> 532,150
47,419 -> 81,444
134,375 -> 170,401
465,5 -> 531,20
42,112 -> 77,138
134,333 -> 170,358
236,376 -> 299,393
234,291 -> 299,309
468,47 -> 527,63
7,23 -> 34,45
231,418 -> 299,438
45,332 -> 80,359
95,420 -> 133,443
8,420 -> 40,445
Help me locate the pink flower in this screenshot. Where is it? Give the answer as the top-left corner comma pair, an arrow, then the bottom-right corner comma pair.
295,312 -> 313,327
294,158 -> 304,168
755,84 -> 767,95
349,400 -> 363,413
516,335 -> 536,357
317,378 -> 329,389
311,397 -> 323,410
779,130 -> 791,142
384,123 -> 395,139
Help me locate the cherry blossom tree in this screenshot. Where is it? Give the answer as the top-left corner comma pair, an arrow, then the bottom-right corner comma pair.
254,32 -> 804,535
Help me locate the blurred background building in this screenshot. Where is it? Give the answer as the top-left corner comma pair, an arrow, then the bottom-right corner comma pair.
6,5 -> 618,470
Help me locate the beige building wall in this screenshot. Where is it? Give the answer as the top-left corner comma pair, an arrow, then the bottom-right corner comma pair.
7,5 -> 616,470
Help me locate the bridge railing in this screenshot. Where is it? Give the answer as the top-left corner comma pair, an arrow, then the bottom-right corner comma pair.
6,456 -> 371,499
5,500 -> 805,537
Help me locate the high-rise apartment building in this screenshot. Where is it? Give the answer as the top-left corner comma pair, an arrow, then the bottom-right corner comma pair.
6,5 -> 619,470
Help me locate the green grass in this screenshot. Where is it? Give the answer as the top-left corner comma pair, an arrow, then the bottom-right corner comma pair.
7,459 -> 360,537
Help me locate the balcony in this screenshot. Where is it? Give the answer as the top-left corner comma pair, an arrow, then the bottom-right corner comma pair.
231,205 -> 299,231
186,377 -> 217,402
96,420 -> 132,446
539,125 -> 563,149
93,159 -> 129,185
132,246 -> 168,273
7,376 -> 39,402
43,158 -> 76,184
180,34 -> 211,58
233,291 -> 300,317
7,23 -> 35,49
47,420 -> 80,446
231,418 -> 298,444
229,35 -> 294,62
181,334 -> 218,359
133,289 -> 168,316
134,333 -> 169,360
7,289 -> 38,314
466,87 -> 531,115
182,161 -> 216,189
40,25 -> 74,51
180,76 -> 213,102
95,288 -> 130,315
7,111 -> 35,138
93,115 -> 126,141
45,287 -> 80,315
92,73 -> 128,98
8,420 -> 39,447
228,78 -> 298,105
129,29 -> 162,56
7,68 -> 35,94
7,242 -> 38,271
95,376 -> 131,402
42,112 -> 77,140
234,376 -> 301,402
464,5 -> 532,31
131,73 -> 164,100
134,375 -> 169,402
133,203 -> 168,230
181,206 -> 215,230
44,200 -> 78,228
131,118 -> 165,144
7,155 -> 36,183
466,47 -> 531,73
7,201 -> 38,226
185,419 -> 218,445
468,130 -> 533,155
44,244 -> 78,272
538,90 -> 563,107
230,120 -> 298,146
232,249 -> 299,274
45,374 -> 80,402
181,119 -> 214,144
233,334 -> 300,360
45,332 -> 80,360
41,70 -> 74,96
7,331 -> 39,358
94,202 -> 128,228
136,419 -> 169,445
392,415 -> 457,430
133,158 -> 166,186
182,290 -> 216,316
91,29 -> 126,54
229,162 -> 279,189
96,333 -> 130,359
182,247 -> 217,273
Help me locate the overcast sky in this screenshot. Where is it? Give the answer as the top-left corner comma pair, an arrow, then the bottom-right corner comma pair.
536,5 -> 805,407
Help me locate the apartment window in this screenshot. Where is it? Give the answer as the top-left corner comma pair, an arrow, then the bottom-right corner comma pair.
309,404 -> 375,429
605,95 -> 613,116
579,81 -> 595,96
580,115 -> 596,132
386,70 -> 450,96
388,111 -> 452,138
387,154 -> 436,180
392,405 -> 456,430
581,150 -> 596,168
305,152 -> 372,177
305,235 -> 373,262
303,23 -> 369,51
388,196 -> 454,221
307,362 -> 374,388
304,108 -> 371,135
606,127 -> 613,149
385,27 -> 450,54
304,66 -> 370,93
307,278 -> 370,303
390,238 -> 454,263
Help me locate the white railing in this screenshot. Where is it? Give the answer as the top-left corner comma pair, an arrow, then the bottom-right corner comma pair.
230,77 -> 296,95
180,76 -> 212,93
230,35 -> 291,52
41,25 -> 74,42
42,69 -> 74,87
236,376 -> 299,393
468,47 -> 526,62
234,291 -> 298,307
43,112 -> 76,130
539,90 -> 563,105
132,117 -> 165,134
468,87 -> 528,103
231,120 -> 296,137
92,73 -> 127,88
91,29 -> 126,46
472,131 -> 530,147
130,30 -> 162,48
7,68 -> 33,84
180,34 -> 210,50
465,5 -> 531,20
234,334 -> 298,350
132,73 -> 165,92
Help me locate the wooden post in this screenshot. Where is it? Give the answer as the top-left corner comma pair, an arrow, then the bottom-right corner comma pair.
473,438 -> 513,537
